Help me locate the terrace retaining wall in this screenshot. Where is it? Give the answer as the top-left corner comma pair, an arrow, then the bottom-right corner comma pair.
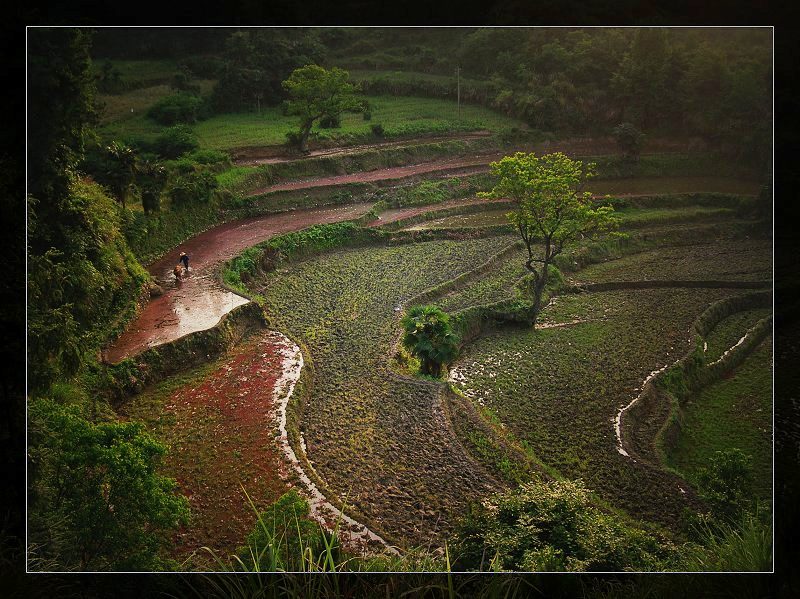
106,301 -> 265,404
621,289 -> 772,466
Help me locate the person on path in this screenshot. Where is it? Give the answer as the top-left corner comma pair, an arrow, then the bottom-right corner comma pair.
179,251 -> 189,272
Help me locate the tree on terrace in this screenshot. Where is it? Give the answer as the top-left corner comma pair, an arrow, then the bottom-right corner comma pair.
401,305 -> 459,378
282,65 -> 363,153
481,152 -> 618,327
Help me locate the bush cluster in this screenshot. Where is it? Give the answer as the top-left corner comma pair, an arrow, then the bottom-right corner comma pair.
147,92 -> 209,125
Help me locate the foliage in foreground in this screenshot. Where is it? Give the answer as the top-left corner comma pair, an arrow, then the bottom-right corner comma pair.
452,479 -> 675,572
27,398 -> 190,571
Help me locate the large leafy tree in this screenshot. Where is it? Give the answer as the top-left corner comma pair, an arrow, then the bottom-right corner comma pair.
401,305 -> 459,378
481,152 -> 618,326
282,65 -> 363,153
28,399 -> 190,571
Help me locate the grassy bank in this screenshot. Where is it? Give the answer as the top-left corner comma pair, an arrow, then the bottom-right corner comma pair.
98,94 -> 525,149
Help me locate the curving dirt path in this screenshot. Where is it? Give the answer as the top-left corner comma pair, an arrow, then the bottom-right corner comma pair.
233,131 -> 493,166
246,154 -> 500,197
107,195 -> 527,363
243,136 -> 698,198
105,203 -> 373,363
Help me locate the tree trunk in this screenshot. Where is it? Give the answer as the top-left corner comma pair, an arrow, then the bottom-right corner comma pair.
422,358 -> 441,378
530,255 -> 551,329
299,122 -> 313,153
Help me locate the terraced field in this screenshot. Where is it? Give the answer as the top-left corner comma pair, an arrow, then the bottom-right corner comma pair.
704,308 -> 772,362
667,336 -> 773,499
437,246 -> 528,312
570,240 -> 772,284
119,331 -> 295,563
255,236 -> 516,546
450,287 -> 737,525
403,205 -> 740,232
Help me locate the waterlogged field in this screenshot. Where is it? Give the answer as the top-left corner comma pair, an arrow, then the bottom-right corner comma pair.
571,240 -> 772,284
256,236 -> 516,545
668,337 -> 773,499
405,209 -> 511,230
450,286 -> 738,525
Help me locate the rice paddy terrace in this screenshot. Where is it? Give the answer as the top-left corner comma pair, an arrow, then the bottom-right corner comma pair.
112,144 -> 772,563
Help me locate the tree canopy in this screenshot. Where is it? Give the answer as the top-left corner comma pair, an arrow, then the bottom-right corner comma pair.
401,305 -> 460,377
28,399 -> 190,570
481,152 -> 618,324
453,479 -> 674,572
282,65 -> 363,152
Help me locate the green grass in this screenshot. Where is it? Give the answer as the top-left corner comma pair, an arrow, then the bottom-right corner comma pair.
97,94 -> 524,150
703,309 -> 772,363
97,80 -> 216,127
667,338 -> 773,500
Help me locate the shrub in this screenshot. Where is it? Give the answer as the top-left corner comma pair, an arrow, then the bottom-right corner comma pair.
452,479 -> 673,572
371,123 -> 385,137
401,305 -> 460,377
147,92 -> 206,126
612,122 -> 645,162
28,398 -> 190,571
153,124 -> 199,159
319,114 -> 341,128
168,170 -> 219,207
694,448 -> 755,522
187,148 -> 230,167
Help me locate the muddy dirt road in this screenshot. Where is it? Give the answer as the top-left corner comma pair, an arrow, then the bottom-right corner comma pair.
105,203 -> 373,363
233,131 -> 492,166
244,136 -> 694,197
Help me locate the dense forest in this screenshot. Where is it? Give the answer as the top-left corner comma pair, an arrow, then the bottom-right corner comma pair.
23,26 -> 778,583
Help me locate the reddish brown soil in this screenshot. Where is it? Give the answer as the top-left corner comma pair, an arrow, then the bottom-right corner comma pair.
245,136 -> 688,198
364,197 -> 508,227
233,131 -> 492,166
247,154 -> 500,196
105,203 -> 373,363
131,331 -> 292,561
